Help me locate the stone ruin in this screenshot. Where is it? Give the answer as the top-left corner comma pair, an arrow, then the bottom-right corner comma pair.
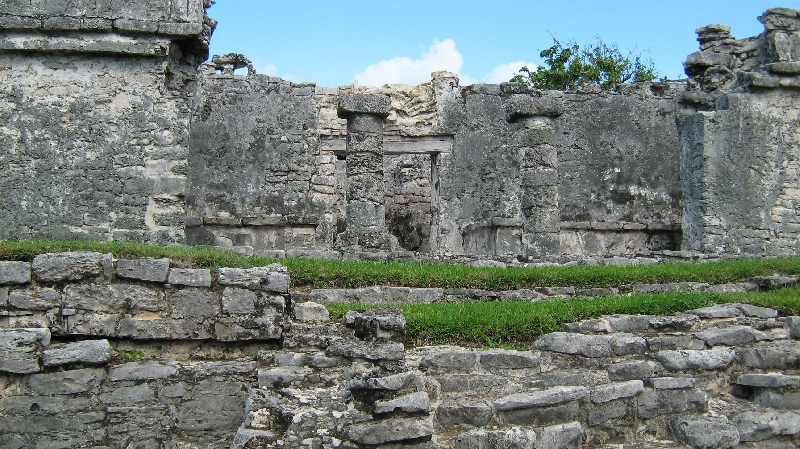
1,2 -> 800,264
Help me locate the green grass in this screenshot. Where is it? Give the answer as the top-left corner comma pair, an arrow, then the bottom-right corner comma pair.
2,239 -> 800,291
327,286 -> 800,349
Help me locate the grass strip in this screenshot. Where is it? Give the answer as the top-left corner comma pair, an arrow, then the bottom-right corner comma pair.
326,286 -> 800,349
2,239 -> 800,290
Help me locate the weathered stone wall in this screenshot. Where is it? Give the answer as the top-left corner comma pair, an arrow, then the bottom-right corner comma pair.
5,254 -> 800,448
0,0 -> 213,244
680,8 -> 800,257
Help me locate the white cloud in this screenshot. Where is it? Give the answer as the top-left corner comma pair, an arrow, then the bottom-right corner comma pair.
253,62 -> 278,76
484,61 -> 537,84
355,39 -> 465,87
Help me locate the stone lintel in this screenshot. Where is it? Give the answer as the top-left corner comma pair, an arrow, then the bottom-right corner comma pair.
337,93 -> 391,119
0,31 -> 171,57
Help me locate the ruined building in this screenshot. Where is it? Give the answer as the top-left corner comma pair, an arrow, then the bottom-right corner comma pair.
1,2 -> 800,263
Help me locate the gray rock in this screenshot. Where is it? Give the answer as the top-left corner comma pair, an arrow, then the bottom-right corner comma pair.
534,421 -> 582,449
607,360 -> 662,381
535,332 -> 612,358
0,261 -> 31,285
453,428 -> 536,449
326,339 -> 405,361
338,93 -> 392,118
525,370 -> 609,388
221,287 -> 257,315
8,287 -> 61,310
293,301 -> 330,322
590,380 -> 644,403
119,316 -> 213,340
494,386 -> 590,411
478,349 -> 541,369
588,400 -> 628,426
671,415 -> 740,449
648,334 -> 706,351
695,325 -> 755,346
0,286 -> 7,307
213,316 -> 283,341
737,304 -> 779,318
686,304 -> 742,319
611,333 -> 648,355
366,371 -> 419,390
736,373 -> 800,388
419,348 -> 478,372
753,391 -> 800,409
343,416 -> 433,445
499,401 -> 581,427
706,283 -> 759,294
0,328 -> 51,374
436,398 -> 492,429
649,314 -> 700,331
42,339 -> 112,366
116,258 -> 169,282
653,348 -> 736,371
64,283 -> 162,313
109,361 -> 179,381
99,384 -> 155,406
257,366 -> 312,388
733,410 -> 800,441
437,374 -> 509,393
168,288 -> 220,319
29,367 -> 105,394
638,388 -> 708,419
32,252 -> 103,282
346,307 -> 406,342
651,377 -> 696,390
167,268 -> 212,287
742,340 -> 800,369
217,265 -> 290,293
375,391 -> 430,414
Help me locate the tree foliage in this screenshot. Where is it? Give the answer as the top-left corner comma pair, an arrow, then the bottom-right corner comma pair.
512,38 -> 658,91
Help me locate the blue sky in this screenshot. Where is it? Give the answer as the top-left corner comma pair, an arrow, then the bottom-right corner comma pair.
207,1 -> 782,87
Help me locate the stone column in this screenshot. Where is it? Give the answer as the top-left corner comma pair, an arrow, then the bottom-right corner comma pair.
336,93 -> 399,252
506,92 -> 564,259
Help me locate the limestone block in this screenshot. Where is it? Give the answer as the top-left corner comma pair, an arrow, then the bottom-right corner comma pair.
478,349 -> 541,370
217,265 -> 290,293
64,283 -> 162,313
535,332 -> 613,358
733,410 -> 800,442
117,316 -> 212,340
365,371 -> 419,390
325,339 -> 404,361
654,348 -> 736,371
651,377 -> 696,390
505,92 -> 564,121
637,388 -> 708,419
499,401 -> 580,427
590,380 -> 644,403
168,288 -> 219,319
292,301 -> 329,322
32,252 -> 103,282
345,307 -> 405,341
343,416 -> 434,445
753,390 -> 800,409
166,268 -> 212,287
695,325 -> 756,346
257,366 -> 312,388
437,374 -> 509,393
213,316 -> 283,341
419,347 -> 479,372
0,328 -> 50,374
494,386 -> 590,411
337,93 -> 391,118
375,391 -> 430,414
116,257 -> 170,282
0,261 -> 31,284
109,361 -> 179,381
742,340 -> 800,369
41,339 -> 112,366
453,428 -> 537,449
29,367 -> 105,395
8,287 -> 60,310
671,415 -> 740,449
436,398 -> 492,428
534,422 -> 582,449
221,287 -> 257,315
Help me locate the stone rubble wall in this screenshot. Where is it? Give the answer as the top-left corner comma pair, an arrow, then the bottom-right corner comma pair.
4,253 -> 800,448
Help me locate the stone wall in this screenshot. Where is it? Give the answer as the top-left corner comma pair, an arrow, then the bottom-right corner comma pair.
0,0 -> 214,244
4,253 -> 800,448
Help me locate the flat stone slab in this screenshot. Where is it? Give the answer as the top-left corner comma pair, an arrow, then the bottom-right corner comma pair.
736,373 -> 800,389
374,391 -> 430,414
0,328 -> 51,374
326,339 -> 404,361
42,339 -> 112,366
343,416 -> 433,445
535,332 -> 612,358
733,410 -> 800,442
116,257 -> 170,282
0,261 -> 31,284
671,415 -> 740,449
494,386 -> 589,411
217,265 -> 290,293
32,252 -> 103,282
293,301 -> 330,322
695,325 -> 756,347
653,348 -> 736,371
167,268 -> 212,287
590,380 -> 644,403
337,93 -> 391,118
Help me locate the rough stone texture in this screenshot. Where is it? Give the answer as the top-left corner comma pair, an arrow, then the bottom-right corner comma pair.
671,415 -> 740,449
116,257 -> 170,282
32,252 -> 103,282
0,328 -> 50,373
535,332 -> 612,358
343,416 -> 434,445
0,261 -> 31,284
167,268 -> 212,287
41,339 -> 111,366
653,348 -> 737,371
292,301 -> 330,322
